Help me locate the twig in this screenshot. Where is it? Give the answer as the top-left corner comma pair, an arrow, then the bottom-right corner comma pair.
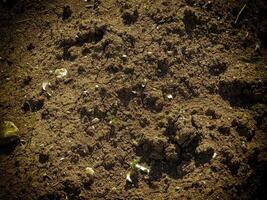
235,4 -> 246,24
15,18 -> 31,24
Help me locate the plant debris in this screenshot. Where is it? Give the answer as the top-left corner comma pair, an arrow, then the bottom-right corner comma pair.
235,4 -> 247,24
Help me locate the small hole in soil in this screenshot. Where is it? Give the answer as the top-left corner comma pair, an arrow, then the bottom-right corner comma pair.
26,43 -> 35,51
62,6 -> 72,20
39,153 -> 49,164
22,99 -> 44,112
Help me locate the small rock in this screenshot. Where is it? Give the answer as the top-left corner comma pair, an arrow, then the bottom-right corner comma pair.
167,51 -> 173,55
167,94 -> 173,100
85,167 -> 94,175
55,68 -> 68,78
91,118 -> 100,124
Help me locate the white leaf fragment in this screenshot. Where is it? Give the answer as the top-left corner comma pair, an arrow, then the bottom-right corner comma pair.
42,81 -> 50,91
42,81 -> 52,96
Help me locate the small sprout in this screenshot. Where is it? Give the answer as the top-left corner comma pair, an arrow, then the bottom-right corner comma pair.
126,157 -> 150,183
126,171 -> 132,183
255,43 -> 261,53
141,78 -> 148,88
85,167 -> 95,175
107,113 -> 120,126
135,163 -> 150,174
129,156 -> 141,169
55,68 -> 68,78
1,121 -> 19,138
130,157 -> 150,174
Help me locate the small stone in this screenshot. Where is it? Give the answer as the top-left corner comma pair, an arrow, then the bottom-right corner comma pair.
82,90 -> 89,97
91,118 -> 100,124
167,51 -> 173,55
85,167 -> 95,175
55,68 -> 68,78
212,152 -> 217,159
167,94 -> 173,100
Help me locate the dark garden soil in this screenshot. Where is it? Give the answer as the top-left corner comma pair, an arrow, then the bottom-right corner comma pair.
0,0 -> 267,199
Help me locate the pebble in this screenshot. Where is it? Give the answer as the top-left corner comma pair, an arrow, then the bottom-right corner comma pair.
167,94 -> 173,99
212,152 -> 217,159
167,51 -> 173,55
91,118 -> 100,124
85,167 -> 95,175
82,90 -> 89,97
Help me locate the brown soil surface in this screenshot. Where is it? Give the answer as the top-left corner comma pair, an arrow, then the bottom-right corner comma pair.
0,0 -> 267,199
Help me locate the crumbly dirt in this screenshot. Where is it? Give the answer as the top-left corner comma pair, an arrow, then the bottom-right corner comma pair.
0,0 -> 267,199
